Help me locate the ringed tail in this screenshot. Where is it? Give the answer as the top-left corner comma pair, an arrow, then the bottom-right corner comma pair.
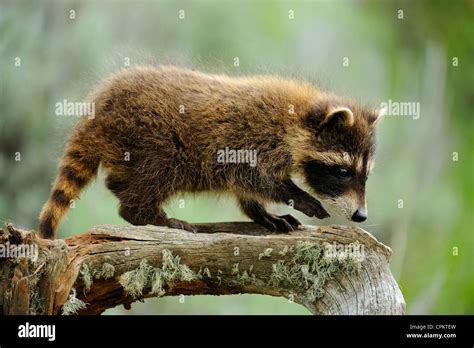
38,128 -> 99,239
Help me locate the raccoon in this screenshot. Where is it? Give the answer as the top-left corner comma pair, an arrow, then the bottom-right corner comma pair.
38,65 -> 383,239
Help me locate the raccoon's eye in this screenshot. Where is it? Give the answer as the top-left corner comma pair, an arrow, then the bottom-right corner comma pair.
337,168 -> 350,178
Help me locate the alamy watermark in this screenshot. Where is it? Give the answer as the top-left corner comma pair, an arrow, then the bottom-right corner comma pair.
217,147 -> 258,167
0,242 -> 39,262
324,241 -> 365,262
18,322 -> 55,341
55,99 -> 95,119
380,99 -> 420,120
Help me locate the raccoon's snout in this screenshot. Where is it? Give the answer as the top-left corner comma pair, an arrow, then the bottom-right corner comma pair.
351,208 -> 367,222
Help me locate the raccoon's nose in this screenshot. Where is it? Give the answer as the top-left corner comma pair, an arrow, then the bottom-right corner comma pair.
351,208 -> 367,222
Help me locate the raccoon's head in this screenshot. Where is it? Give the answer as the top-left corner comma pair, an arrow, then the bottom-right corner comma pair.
291,98 -> 384,223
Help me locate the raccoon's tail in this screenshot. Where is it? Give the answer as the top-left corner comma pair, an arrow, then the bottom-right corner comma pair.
38,127 -> 100,239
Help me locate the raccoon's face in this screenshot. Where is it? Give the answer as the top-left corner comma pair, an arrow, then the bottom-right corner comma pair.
298,101 -> 384,222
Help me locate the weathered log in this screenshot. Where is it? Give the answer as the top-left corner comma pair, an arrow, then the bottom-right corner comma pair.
0,222 -> 405,315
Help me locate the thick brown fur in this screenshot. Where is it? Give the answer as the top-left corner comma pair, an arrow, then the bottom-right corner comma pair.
39,65 -> 381,239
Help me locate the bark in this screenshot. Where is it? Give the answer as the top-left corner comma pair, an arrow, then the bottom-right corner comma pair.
0,222 -> 405,315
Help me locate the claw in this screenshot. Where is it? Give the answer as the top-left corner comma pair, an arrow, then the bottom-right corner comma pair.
278,214 -> 302,227
260,214 -> 295,233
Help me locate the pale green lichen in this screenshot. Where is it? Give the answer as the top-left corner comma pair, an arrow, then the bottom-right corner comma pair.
236,270 -> 251,284
29,274 -> 44,315
178,265 -> 196,282
80,262 -> 116,294
270,260 -> 300,285
278,246 -> 289,256
258,248 -> 273,260
95,263 -> 115,279
270,241 -> 362,302
340,255 -> 361,274
62,288 -> 87,315
235,269 -> 256,285
119,249 -> 199,299
80,263 -> 93,292
150,249 -> 199,295
151,269 -> 165,296
232,264 -> 257,286
119,259 -> 153,298
231,263 -> 239,275
199,267 -> 211,278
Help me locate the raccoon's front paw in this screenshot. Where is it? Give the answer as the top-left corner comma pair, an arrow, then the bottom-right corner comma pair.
297,198 -> 330,219
166,218 -> 198,233
278,214 -> 302,228
259,214 -> 301,233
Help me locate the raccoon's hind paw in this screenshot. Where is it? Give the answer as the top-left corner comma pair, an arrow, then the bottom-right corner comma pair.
166,218 -> 198,233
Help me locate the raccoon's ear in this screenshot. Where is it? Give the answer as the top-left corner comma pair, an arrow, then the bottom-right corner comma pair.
320,107 -> 355,128
368,106 -> 386,127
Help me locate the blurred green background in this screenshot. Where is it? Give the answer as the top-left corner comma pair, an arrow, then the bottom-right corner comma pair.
1,0 -> 473,314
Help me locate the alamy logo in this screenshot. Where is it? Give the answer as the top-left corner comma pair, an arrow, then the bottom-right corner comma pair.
216,147 -> 258,167
55,99 -> 95,119
324,242 -> 365,261
379,99 -> 420,119
18,322 -> 55,341
0,242 -> 38,262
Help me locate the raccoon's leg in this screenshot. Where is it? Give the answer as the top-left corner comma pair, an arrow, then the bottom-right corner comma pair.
118,204 -> 161,226
106,174 -> 197,233
164,215 -> 198,233
238,198 -> 301,233
272,180 -> 330,219
118,204 -> 197,233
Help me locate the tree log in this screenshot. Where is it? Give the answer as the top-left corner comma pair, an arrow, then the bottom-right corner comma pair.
0,222 -> 405,315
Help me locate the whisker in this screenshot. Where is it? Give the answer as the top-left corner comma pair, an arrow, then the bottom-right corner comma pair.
360,223 -> 382,227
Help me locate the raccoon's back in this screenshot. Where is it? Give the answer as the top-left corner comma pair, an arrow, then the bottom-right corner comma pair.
87,66 -> 254,167
85,65 -> 312,177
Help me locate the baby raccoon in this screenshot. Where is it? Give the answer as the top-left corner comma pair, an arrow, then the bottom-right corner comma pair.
38,65 -> 383,239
